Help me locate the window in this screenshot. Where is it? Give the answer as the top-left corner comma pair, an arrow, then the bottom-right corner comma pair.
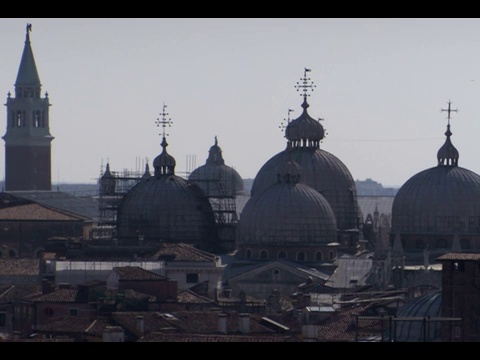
260,250 -> 268,260
245,249 -> 252,259
278,251 -> 287,259
44,307 -> 54,317
453,261 -> 465,272
0,312 -> 6,326
315,252 -> 322,261
69,308 -> 79,316
186,273 -> 199,284
297,252 -> 306,261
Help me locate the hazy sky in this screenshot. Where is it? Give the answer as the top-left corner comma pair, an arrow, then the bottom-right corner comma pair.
1,18 -> 480,188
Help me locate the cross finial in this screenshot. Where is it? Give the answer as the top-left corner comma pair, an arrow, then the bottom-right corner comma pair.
155,103 -> 173,138
441,100 -> 458,127
279,108 -> 294,135
294,68 -> 316,100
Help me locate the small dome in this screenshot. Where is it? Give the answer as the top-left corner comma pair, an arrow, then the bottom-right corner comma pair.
153,137 -> 176,176
189,137 -> 245,196
285,98 -> 325,146
390,290 -> 442,342
437,124 -> 459,166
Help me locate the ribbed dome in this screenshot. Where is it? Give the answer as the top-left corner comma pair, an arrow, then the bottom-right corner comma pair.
251,148 -> 360,231
392,166 -> 480,235
188,137 -> 245,196
237,158 -> 337,246
390,290 -> 442,342
116,105 -> 217,248
116,175 -> 217,245
392,118 -> 480,236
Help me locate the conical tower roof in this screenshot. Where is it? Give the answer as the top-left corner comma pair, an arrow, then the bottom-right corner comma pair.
15,23 -> 41,87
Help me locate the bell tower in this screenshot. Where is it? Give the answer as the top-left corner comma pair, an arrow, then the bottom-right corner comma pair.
3,23 -> 54,191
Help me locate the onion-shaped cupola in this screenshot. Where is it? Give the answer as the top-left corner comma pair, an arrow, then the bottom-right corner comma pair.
236,154 -> 338,262
115,104 -> 218,250
206,136 -> 225,165
437,101 -> 459,166
284,71 -> 325,148
153,105 -> 176,176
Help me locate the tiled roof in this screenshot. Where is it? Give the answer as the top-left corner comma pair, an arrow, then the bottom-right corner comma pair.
30,288 -> 82,303
104,289 -> 157,303
437,252 -> 480,261
111,311 -> 290,339
36,316 -> 97,333
0,284 -> 39,303
0,192 -> 33,208
315,304 -> 370,342
177,289 -> 215,305
113,266 -> 168,281
150,243 -> 217,262
85,318 -> 113,337
0,203 -> 86,221
111,311 -> 185,338
0,259 -> 42,276
8,191 -> 99,220
137,332 -> 289,342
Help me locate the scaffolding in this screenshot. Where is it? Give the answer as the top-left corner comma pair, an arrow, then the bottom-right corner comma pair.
92,163 -> 240,253
92,168 -> 145,241
187,170 -> 239,252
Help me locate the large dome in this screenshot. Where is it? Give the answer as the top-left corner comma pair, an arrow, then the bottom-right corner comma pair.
252,147 -> 360,231
392,115 -> 480,237
116,174 -> 218,246
188,136 -> 245,197
391,166 -> 480,235
116,111 -> 218,249
237,157 -> 337,249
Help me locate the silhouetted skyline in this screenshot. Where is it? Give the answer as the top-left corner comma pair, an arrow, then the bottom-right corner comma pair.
1,18 -> 479,187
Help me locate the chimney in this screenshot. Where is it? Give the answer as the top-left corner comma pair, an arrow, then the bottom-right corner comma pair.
239,313 -> 250,334
136,315 -> 145,335
218,313 -> 228,334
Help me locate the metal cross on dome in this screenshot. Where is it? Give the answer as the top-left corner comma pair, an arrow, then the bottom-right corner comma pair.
295,67 -> 316,100
155,103 -> 173,138
441,100 -> 458,127
279,108 -> 294,136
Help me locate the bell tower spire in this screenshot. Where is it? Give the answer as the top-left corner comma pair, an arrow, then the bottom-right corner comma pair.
3,23 -> 54,191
